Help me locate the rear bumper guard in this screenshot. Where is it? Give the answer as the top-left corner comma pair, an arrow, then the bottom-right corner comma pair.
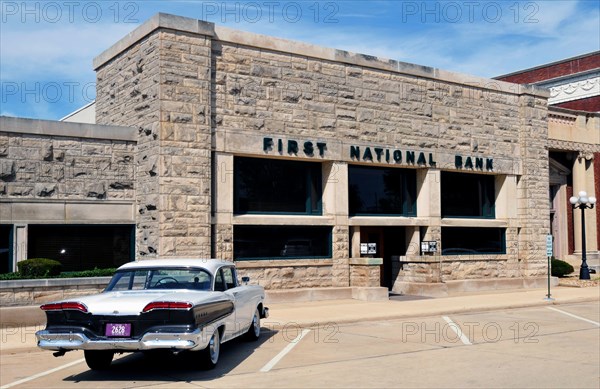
36,328 -> 211,352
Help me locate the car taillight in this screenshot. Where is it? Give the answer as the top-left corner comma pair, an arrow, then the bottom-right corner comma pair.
142,301 -> 193,313
40,303 -> 62,311
40,302 -> 88,313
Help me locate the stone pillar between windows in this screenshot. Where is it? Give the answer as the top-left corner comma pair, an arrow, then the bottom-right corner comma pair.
326,162 -> 349,287
213,153 -> 234,260
417,168 -> 441,220
13,225 -> 27,272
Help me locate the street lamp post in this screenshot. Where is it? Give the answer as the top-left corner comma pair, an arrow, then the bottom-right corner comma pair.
569,191 -> 596,280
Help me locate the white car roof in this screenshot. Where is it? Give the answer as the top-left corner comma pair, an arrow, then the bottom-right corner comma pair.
117,258 -> 235,275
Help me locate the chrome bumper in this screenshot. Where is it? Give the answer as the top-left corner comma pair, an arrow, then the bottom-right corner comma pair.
36,328 -> 210,352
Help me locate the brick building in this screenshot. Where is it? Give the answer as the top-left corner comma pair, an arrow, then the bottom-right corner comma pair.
1,13 -> 553,295
497,52 -> 600,271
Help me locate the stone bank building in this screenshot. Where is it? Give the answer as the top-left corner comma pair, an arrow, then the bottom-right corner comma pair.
0,13 -> 577,294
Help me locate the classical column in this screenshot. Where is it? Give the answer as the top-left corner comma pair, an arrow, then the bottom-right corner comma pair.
572,152 -> 597,255
584,155 -> 598,254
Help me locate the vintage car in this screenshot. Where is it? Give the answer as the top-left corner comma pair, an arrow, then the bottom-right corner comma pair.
36,259 -> 268,370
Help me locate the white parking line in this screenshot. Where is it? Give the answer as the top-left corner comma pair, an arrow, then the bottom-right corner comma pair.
260,329 -> 311,372
442,316 -> 472,345
546,307 -> 600,327
0,358 -> 85,389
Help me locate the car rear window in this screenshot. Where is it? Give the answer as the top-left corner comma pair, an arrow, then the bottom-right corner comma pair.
106,268 -> 212,291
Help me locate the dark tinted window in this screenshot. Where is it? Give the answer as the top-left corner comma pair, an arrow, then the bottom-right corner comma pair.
234,157 -> 322,214
0,225 -> 12,274
28,225 -> 133,271
441,172 -> 495,218
349,165 -> 416,216
234,226 -> 331,260
441,227 -> 505,255
222,267 -> 237,289
214,270 -> 225,292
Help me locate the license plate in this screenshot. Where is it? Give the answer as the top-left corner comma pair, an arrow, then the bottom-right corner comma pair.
105,323 -> 131,337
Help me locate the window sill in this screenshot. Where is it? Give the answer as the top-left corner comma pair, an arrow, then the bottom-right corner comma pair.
235,259 -> 334,268
441,218 -> 508,227
232,214 -> 335,225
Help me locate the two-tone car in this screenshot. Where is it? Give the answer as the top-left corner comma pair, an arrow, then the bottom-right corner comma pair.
36,259 -> 268,370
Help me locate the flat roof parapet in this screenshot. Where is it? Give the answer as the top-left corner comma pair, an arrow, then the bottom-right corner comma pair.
0,116 -> 137,142
93,12 -> 548,99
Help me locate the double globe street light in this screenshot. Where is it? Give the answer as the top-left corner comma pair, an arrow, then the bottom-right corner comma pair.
569,191 -> 596,280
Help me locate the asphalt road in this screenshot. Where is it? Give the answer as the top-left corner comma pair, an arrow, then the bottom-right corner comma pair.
1,302 -> 598,388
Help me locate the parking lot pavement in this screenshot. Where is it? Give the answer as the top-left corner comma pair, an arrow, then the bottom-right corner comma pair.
1,302 -> 598,389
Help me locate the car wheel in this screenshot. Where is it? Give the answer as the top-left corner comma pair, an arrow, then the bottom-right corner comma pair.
84,350 -> 114,370
201,328 -> 220,369
245,307 -> 261,341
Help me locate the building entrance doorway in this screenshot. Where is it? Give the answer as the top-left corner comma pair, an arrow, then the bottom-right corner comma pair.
359,227 -> 406,290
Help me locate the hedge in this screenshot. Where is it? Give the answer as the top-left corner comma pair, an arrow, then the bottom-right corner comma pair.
0,267 -> 116,281
551,258 -> 575,278
17,258 -> 62,277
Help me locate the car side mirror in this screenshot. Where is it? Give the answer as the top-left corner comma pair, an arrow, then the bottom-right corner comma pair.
241,276 -> 250,285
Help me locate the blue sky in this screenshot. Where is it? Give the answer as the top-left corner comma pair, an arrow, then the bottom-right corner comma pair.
1,0 -> 599,120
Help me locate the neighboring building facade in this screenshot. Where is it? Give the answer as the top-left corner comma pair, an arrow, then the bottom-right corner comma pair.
1,13 -> 551,293
497,52 -> 600,270
0,117 -> 136,273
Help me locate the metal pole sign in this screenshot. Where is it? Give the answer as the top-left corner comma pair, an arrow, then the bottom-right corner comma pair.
545,234 -> 554,300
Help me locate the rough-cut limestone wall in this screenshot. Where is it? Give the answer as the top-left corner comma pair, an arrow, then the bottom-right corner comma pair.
93,19 -> 549,285
350,265 -> 381,287
518,95 -> 550,277
237,265 -> 334,289
214,224 -> 233,260
211,40 -> 548,283
0,132 -> 135,201
96,29 -> 212,258
213,42 -> 523,158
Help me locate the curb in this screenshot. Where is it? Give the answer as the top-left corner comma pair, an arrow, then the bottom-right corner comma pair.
264,295 -> 600,330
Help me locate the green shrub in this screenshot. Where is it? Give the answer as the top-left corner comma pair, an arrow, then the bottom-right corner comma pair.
59,268 -> 116,278
0,267 -> 116,281
17,258 -> 62,277
551,258 -> 574,278
0,272 -> 24,281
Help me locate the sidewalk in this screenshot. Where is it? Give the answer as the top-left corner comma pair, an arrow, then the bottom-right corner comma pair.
265,285 -> 599,327
1,286 -> 598,355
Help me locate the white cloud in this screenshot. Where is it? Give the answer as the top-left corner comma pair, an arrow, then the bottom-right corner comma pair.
0,22 -> 138,81
1,0 -> 598,120
271,0 -> 598,78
